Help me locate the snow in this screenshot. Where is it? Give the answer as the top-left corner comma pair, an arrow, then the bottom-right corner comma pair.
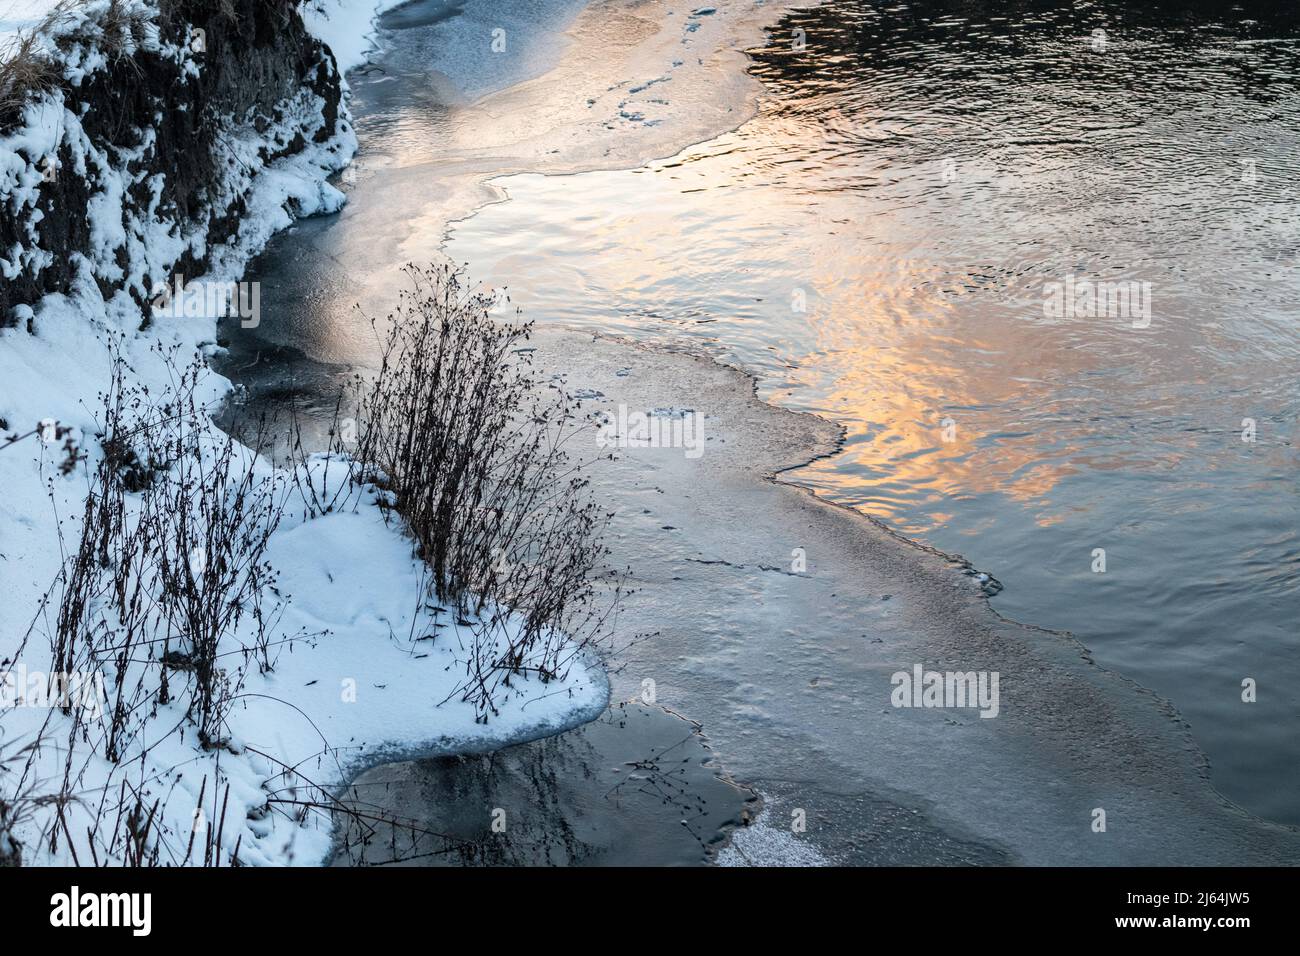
2,1 -> 408,71
0,296 -> 608,865
0,1 -> 61,49
0,1 -> 156,56
0,0 -> 608,867
303,0 -> 413,78
715,812 -> 834,867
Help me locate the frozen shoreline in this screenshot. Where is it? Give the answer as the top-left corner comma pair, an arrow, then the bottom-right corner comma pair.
512,326 -> 1300,864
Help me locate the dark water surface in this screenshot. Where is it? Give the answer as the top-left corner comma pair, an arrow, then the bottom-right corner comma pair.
445,0 -> 1300,825
332,702 -> 756,865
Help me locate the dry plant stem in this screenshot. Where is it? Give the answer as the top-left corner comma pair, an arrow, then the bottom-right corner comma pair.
352,263 -> 623,720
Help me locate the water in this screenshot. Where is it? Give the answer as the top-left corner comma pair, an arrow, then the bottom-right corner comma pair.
359,0 -> 589,107
332,702 -> 757,866
220,0 -> 1300,839
442,0 -> 1300,824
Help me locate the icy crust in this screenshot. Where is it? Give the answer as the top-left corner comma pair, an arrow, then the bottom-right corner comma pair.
0,3 -> 608,866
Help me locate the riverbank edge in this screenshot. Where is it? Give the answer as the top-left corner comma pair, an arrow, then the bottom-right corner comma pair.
0,1 -> 611,867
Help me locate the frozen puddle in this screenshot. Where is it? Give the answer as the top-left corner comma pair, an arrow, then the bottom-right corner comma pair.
332,701 -> 756,865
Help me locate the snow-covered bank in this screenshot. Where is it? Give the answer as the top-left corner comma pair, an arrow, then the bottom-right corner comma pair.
1,0 -> 356,317
1,1 -> 407,62
0,0 -> 607,867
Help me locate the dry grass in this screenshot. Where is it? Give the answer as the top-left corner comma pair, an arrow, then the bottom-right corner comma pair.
0,27 -> 62,119
350,264 -> 626,720
0,0 -> 318,125
0,341 -> 297,865
0,266 -> 631,862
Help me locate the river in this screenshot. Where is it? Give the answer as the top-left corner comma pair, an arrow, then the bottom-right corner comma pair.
217,0 -> 1300,860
